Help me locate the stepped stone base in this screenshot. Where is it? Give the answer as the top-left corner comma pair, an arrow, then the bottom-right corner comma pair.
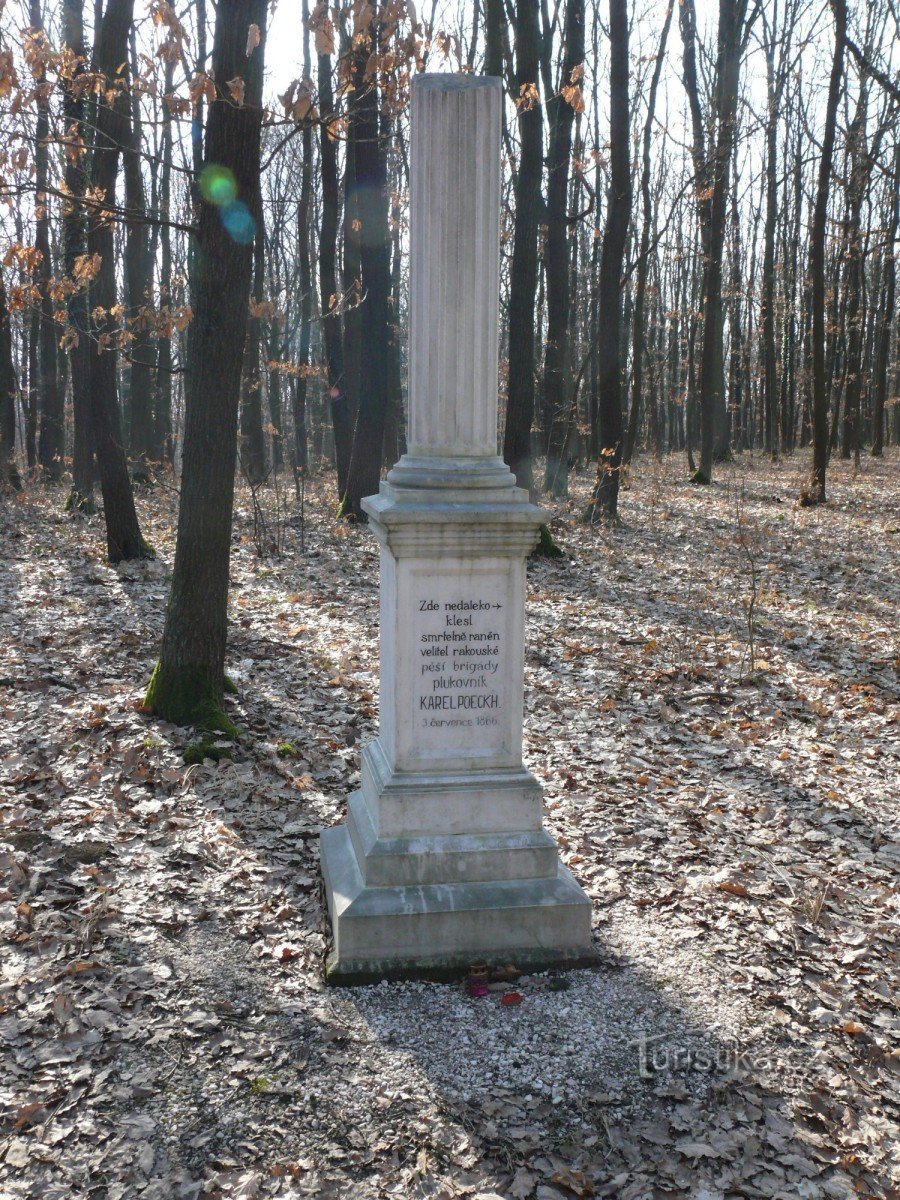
321,823 -> 596,984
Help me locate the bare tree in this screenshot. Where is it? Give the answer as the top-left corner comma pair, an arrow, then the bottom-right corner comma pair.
87,0 -> 151,561
502,0 -> 544,496
30,0 -> 64,479
803,0 -> 847,506
542,0 -> 585,498
624,0 -> 674,468
146,0 -> 268,729
585,0 -> 630,521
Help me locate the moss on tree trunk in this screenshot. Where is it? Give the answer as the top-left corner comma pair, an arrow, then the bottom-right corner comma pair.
144,661 -> 238,737
531,524 -> 564,558
64,486 -> 97,515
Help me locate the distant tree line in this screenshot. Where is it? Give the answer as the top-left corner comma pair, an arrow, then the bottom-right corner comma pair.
0,0 -> 897,725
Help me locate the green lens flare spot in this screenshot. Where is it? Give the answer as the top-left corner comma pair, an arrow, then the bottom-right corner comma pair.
199,164 -> 237,206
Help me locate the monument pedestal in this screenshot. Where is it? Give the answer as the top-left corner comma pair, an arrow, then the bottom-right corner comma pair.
321,463 -> 593,982
319,75 -> 594,983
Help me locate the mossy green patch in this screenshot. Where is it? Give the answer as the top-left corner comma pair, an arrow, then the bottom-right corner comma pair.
531,524 -> 564,559
183,736 -> 234,765
64,488 -> 96,515
144,661 -> 239,738
276,740 -> 299,759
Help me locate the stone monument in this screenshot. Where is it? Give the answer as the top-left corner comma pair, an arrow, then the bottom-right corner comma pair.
320,74 -> 594,982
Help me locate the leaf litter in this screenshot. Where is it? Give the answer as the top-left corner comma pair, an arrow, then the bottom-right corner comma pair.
0,452 -> 897,1199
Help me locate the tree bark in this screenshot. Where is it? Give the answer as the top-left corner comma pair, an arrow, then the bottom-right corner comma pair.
760,6 -> 784,462
585,0 -> 630,521
542,0 -> 585,497
315,34 -> 349,497
839,86 -> 888,463
485,0 -> 504,77
623,1 -> 673,467
145,0 -> 267,729
343,18 -> 392,520
26,311 -> 38,470
240,227 -> 267,484
804,0 -> 846,505
294,0 -> 313,480
154,54 -> 175,465
0,273 -> 22,490
61,0 -> 95,507
338,35 -> 364,505
123,25 -> 156,472
692,0 -> 749,483
502,0 -> 543,496
382,157 -> 405,468
728,191 -> 745,450
872,142 -> 899,457
88,0 -> 150,561
31,0 -> 65,480
780,113 -> 803,452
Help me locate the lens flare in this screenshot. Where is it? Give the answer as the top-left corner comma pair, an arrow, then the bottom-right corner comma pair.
199,164 -> 237,206
220,200 -> 256,244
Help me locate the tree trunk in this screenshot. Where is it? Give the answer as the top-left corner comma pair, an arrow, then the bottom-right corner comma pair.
623,0 -> 673,467
542,0 -> 585,497
838,86 -> 887,464
587,22 -> 601,460
338,37 -> 364,504
123,25 -> 156,473
26,311 -> 38,469
0,273 -> 22,490
780,116 -> 803,453
154,54 -> 175,465
485,0 -> 504,77
268,326 -> 284,473
502,0 -> 543,496
294,4 -> 313,479
728,192 -> 745,451
382,169 -> 405,468
61,0 -> 95,508
839,189 -> 865,464
585,0 -> 630,521
760,10 -> 781,461
240,228 -> 267,484
872,142 -> 899,457
145,0 -> 267,729
692,0 -> 749,483
31,0 -> 65,480
88,0 -> 150,561
343,18 -> 392,520
315,30 -> 349,497
804,0 -> 846,505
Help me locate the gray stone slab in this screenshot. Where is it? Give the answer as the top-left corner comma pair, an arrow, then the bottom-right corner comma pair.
322,825 -> 596,984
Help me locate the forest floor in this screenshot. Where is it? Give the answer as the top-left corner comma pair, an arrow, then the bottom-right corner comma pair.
1,450 -> 898,1200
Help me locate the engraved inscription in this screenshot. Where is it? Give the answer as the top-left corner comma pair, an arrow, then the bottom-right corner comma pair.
416,597 -> 504,730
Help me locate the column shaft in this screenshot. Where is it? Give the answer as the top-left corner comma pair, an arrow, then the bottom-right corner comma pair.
407,76 -> 502,459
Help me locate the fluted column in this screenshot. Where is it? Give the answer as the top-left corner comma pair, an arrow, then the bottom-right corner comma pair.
407,75 -> 501,459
